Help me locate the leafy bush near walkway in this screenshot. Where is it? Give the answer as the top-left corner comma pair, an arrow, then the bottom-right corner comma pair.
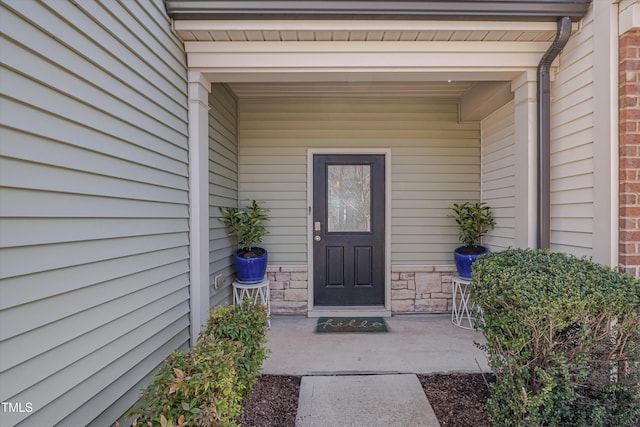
471,249 -> 640,426
127,301 -> 269,427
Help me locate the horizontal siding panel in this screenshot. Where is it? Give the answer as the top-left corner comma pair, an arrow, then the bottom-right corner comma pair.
2,68 -> 187,158
1,35 -> 185,136
240,99 -> 459,114
242,138 -> 481,148
551,188 -> 593,204
551,115 -> 593,143
483,187 -> 515,202
549,244 -> 593,258
61,0 -> 185,89
392,163 -> 480,174
394,173 -> 479,183
240,111 -> 463,123
2,302 -> 189,408
552,217 -> 594,234
1,280 -> 189,373
393,233 -> 458,243
79,335 -> 190,427
239,97 -> 480,265
242,119 -> 479,131
208,84 -> 239,307
1,264 -> 189,340
550,158 -> 594,179
239,164 -> 306,174
14,318 -> 190,427
392,190 -> 480,200
0,218 -> 188,247
2,158 -> 188,203
393,210 -> 454,220
1,101 -> 188,175
91,0 -> 186,79
393,155 -> 480,166
549,230 -> 592,249
0,10 -> 186,126
0,188 -> 188,219
392,197 -> 470,208
481,101 -> 515,250
550,0 -> 594,275
483,165 -> 516,184
1,233 -> 188,279
551,174 -> 594,191
550,143 -> 593,167
1,129 -> 188,188
551,203 -> 594,218
210,185 -> 238,201
240,130 -> 480,142
0,1 -> 189,425
0,248 -> 188,310
209,173 -> 238,193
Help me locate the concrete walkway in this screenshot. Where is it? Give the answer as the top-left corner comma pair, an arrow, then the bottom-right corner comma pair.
261,315 -> 490,427
295,374 -> 440,427
262,314 -> 490,375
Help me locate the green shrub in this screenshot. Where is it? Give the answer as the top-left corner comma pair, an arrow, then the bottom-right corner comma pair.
471,249 -> 640,427
202,300 -> 270,400
128,301 -> 269,427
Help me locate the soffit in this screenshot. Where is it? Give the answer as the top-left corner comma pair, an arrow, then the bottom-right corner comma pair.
174,20 -> 562,42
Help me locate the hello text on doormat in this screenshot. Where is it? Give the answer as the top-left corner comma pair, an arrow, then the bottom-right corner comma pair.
316,317 -> 388,333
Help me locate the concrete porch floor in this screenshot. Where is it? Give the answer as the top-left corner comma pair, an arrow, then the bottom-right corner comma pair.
262,314 -> 490,376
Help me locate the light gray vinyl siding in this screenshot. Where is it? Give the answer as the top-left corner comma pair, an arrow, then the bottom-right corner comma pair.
238,98 -> 481,265
549,7 -> 594,257
481,101 -> 516,250
0,1 -> 189,426
209,84 -> 239,306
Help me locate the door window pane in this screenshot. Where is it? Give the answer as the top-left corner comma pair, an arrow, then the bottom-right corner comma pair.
327,164 -> 371,232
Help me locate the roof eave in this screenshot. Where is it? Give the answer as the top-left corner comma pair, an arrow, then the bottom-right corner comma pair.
165,1 -> 592,22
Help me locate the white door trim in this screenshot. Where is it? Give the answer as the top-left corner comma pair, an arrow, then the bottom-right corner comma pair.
307,148 -> 392,317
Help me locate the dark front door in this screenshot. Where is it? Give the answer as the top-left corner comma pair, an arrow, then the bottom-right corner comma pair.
313,154 -> 385,306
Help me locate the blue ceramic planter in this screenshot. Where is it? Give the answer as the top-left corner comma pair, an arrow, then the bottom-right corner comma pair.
234,249 -> 268,283
454,246 -> 489,279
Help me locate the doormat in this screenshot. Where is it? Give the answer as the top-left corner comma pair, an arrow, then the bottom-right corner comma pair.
316,317 -> 388,333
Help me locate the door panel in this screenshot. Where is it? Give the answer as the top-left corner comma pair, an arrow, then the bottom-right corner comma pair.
313,154 -> 385,306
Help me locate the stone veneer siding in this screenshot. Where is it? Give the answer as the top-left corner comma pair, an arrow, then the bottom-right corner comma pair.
619,29 -> 640,278
267,265 -> 309,314
268,265 -> 456,315
390,266 -> 456,313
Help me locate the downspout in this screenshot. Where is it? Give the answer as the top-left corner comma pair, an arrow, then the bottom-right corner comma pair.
537,16 -> 572,249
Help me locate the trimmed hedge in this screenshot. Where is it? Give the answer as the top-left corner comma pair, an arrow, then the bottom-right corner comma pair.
127,301 -> 269,427
471,249 -> 640,426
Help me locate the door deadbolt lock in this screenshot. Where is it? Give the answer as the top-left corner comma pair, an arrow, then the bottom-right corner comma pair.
314,235 -> 321,242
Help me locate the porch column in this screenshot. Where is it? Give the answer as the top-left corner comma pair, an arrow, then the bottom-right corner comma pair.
592,0 -> 619,267
512,71 -> 538,248
188,71 -> 211,346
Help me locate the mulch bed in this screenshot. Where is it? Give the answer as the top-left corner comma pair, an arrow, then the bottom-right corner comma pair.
240,373 -> 493,427
239,375 -> 301,427
419,373 -> 494,427
241,373 -> 640,427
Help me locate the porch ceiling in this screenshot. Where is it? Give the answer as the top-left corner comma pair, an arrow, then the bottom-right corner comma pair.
179,20 -> 566,100
226,81 -> 479,98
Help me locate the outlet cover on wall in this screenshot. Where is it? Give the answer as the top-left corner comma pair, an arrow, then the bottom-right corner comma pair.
214,274 -> 225,290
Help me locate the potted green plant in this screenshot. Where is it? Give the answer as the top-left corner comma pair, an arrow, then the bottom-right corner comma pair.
448,201 -> 495,279
219,199 -> 269,283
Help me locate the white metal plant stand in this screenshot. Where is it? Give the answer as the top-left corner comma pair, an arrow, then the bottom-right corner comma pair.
232,279 -> 271,327
451,276 -> 477,330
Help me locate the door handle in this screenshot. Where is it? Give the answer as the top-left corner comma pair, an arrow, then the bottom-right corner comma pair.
314,235 -> 321,242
